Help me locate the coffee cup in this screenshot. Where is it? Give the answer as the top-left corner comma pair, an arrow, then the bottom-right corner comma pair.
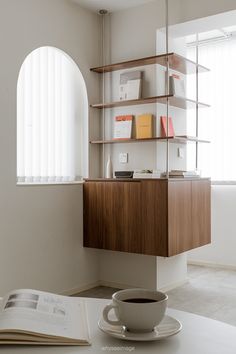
103,288 -> 168,333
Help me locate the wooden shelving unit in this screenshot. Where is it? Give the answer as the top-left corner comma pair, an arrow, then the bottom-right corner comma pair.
91,94 -> 209,110
90,136 -> 210,145
90,52 -> 209,75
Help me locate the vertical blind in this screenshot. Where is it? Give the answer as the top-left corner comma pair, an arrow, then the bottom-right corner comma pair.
187,39 -> 236,181
17,46 -> 82,183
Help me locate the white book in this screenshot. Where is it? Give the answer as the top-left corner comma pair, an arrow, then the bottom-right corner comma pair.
0,289 -> 90,345
119,71 -> 142,100
114,115 -> 133,139
169,74 -> 185,97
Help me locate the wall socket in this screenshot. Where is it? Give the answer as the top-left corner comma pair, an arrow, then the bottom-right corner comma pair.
178,148 -> 184,159
119,153 -> 128,164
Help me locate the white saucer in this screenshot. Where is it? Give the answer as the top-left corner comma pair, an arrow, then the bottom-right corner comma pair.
98,315 -> 182,341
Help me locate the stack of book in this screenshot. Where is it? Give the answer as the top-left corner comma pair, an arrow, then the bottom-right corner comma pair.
162,170 -> 201,178
133,170 -> 161,179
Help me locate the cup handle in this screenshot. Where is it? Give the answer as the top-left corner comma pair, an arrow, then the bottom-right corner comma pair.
103,303 -> 123,326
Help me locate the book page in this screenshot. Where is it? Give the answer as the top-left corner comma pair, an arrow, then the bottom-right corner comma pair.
0,289 -> 90,343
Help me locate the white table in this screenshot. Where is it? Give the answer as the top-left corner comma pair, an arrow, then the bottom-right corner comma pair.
2,298 -> 236,353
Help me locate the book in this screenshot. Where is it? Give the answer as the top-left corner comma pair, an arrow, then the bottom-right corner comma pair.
136,114 -> 153,139
114,115 -> 133,139
160,116 -> 175,137
169,73 -> 185,97
162,170 -> 201,178
133,170 -> 161,179
0,289 -> 90,345
119,71 -> 142,100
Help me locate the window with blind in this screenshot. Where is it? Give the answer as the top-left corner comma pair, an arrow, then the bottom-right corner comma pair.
187,33 -> 236,182
17,46 -> 88,184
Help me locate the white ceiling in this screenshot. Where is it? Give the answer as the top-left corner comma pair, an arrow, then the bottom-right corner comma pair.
72,0 -> 156,13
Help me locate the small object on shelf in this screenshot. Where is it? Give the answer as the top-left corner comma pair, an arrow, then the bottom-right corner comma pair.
105,155 -> 113,178
136,114 -> 153,139
119,71 -> 142,100
133,169 -> 161,179
169,73 -> 185,97
162,170 -> 201,178
115,171 -> 134,179
160,116 -> 175,137
114,115 -> 133,140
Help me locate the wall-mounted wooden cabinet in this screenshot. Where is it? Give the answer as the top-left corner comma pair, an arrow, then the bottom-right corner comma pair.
83,178 -> 211,257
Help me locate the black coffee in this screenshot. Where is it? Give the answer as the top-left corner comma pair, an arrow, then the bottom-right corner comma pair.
123,298 -> 157,303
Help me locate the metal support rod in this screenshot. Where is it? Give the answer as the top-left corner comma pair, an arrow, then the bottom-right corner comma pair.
165,0 -> 169,178
99,10 -> 108,177
196,33 -> 199,170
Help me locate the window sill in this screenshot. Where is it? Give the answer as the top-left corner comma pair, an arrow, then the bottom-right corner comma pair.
16,180 -> 84,187
211,181 -> 236,185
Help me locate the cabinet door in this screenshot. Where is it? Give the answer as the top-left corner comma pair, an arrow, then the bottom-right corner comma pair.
83,182 -> 104,249
141,180 -> 168,256
83,181 -> 142,254
168,181 -> 192,256
191,180 -> 211,248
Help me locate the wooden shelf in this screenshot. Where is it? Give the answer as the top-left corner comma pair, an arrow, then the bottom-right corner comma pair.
90,136 -> 210,145
90,53 -> 210,75
91,95 -> 210,110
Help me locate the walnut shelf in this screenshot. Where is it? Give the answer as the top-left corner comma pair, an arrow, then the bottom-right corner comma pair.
90,52 -> 210,75
91,95 -> 210,110
90,136 -> 210,145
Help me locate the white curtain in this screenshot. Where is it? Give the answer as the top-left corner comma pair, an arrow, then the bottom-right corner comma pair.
17,46 -> 83,183
187,39 -> 236,181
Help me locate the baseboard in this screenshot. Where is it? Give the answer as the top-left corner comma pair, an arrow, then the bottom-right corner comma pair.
188,259 -> 236,271
60,281 -> 100,296
61,277 -> 186,297
158,279 -> 187,293
99,280 -> 156,290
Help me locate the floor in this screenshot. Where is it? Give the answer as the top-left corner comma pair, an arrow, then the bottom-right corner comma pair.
77,265 -> 236,327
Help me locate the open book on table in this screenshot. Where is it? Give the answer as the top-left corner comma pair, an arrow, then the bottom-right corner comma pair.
0,289 -> 90,345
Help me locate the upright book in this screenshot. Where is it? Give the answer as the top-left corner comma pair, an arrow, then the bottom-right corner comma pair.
169,73 -> 185,97
0,289 -> 90,345
114,115 -> 133,139
136,114 -> 153,139
160,116 -> 175,137
119,71 -> 142,100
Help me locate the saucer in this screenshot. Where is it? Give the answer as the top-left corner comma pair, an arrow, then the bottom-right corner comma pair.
98,315 -> 182,341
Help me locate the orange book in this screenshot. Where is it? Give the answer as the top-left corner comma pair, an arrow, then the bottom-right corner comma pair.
135,114 -> 153,139
160,116 -> 174,137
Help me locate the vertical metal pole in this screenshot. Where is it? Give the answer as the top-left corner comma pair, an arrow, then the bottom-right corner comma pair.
165,0 -> 169,178
99,10 -> 108,177
196,33 -> 199,171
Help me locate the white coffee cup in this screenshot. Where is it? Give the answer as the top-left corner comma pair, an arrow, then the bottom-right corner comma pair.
103,288 -> 168,333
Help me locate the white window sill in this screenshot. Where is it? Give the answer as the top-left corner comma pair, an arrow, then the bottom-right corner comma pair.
16,180 -> 84,187
211,181 -> 236,185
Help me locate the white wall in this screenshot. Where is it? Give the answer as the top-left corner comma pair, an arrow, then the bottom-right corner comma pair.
98,250 -> 157,290
0,0 -> 100,295
188,186 -> 236,268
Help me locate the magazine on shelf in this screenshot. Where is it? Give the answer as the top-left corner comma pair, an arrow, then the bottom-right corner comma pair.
0,289 -> 90,345
160,116 -> 175,137
169,73 -> 185,97
114,115 -> 133,139
119,71 -> 142,100
136,114 -> 153,139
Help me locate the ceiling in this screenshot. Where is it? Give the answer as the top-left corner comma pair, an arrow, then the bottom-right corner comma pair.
72,0 -> 156,13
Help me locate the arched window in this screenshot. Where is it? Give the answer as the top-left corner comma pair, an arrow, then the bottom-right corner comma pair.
17,46 -> 88,184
